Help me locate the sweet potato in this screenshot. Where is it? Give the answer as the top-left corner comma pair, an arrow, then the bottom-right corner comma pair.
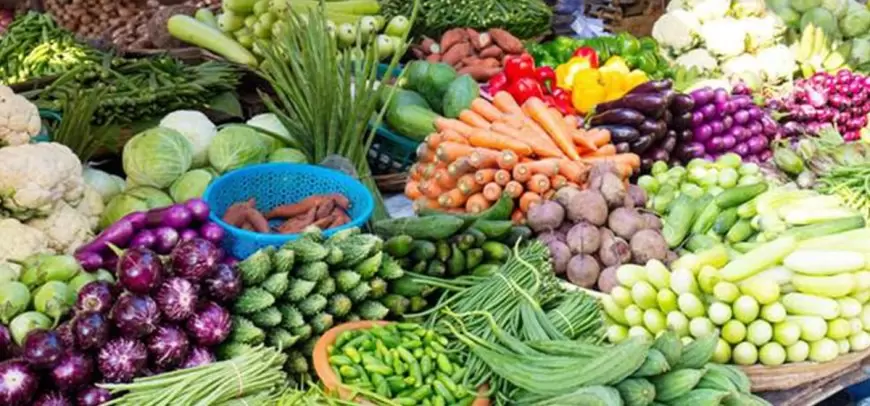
420,37 -> 437,52
457,66 -> 501,81
565,190 -> 608,226
566,222 -> 600,255
278,207 -> 317,234
479,45 -> 503,59
488,28 -> 523,54
441,42 -> 472,65
566,254 -> 600,288
245,207 -> 271,233
315,199 -> 336,219
479,58 -> 501,68
461,56 -> 480,66
630,229 -> 669,264
426,53 -> 442,62
608,207 -> 643,240
526,200 -> 565,232
440,28 -> 467,52
548,241 -> 571,275
222,202 -> 249,226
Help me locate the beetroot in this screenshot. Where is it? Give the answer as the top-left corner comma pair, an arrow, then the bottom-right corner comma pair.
22,330 -> 65,369
76,386 -> 112,406
185,302 -> 231,347
49,352 -> 94,391
170,238 -> 220,281
33,391 -> 72,406
146,325 -> 190,369
117,247 -> 164,294
73,312 -> 110,351
204,264 -> 242,302
155,277 -> 199,321
97,338 -> 147,383
180,347 -> 214,368
75,281 -> 115,314
0,359 -> 38,405
111,294 -> 161,338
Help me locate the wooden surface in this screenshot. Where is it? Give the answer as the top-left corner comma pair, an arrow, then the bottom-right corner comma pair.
759,358 -> 870,406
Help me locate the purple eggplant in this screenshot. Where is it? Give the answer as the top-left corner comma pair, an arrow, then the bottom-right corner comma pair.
597,93 -> 669,117
152,227 -> 180,255
50,352 -> 94,391
185,198 -> 211,222
73,312 -> 110,351
117,247 -> 164,294
170,238 -> 221,281
630,135 -> 654,153
627,79 -> 672,95
0,360 -> 38,405
111,294 -> 161,338
670,93 -> 695,113
74,252 -> 103,272
76,281 -> 115,314
594,125 -> 640,143
588,108 -> 646,127
75,219 -> 134,255
98,338 -> 147,382
23,330 -> 65,369
76,387 -> 112,406
638,120 -> 667,139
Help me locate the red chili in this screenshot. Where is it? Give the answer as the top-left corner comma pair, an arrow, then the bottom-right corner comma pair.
572,46 -> 600,68
535,66 -> 556,91
507,77 -> 544,105
487,71 -> 509,94
504,54 -> 536,81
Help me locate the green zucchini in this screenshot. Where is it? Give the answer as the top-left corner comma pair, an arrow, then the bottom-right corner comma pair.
725,219 -> 754,243
374,215 -> 465,240
691,199 -> 720,235
419,194 -> 514,226
481,241 -> 510,261
465,248 -> 484,269
715,183 -> 768,209
685,234 -> 720,253
781,216 -> 865,241
462,228 -> 487,247
166,16 -> 257,66
662,195 -> 700,248
426,260 -> 446,277
712,208 -> 739,235
471,220 -> 514,239
435,240 -> 451,262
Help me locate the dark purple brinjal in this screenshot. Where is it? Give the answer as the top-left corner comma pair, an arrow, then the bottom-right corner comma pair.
74,252 -> 103,272
205,264 -> 242,302
596,93 -> 669,117
98,338 -> 147,383
128,230 -> 157,249
50,352 -> 94,391
33,391 -> 72,406
76,281 -> 115,314
76,386 -> 112,406
595,125 -> 640,143
147,325 -> 190,369
180,347 -> 214,369
588,108 -> 646,127
74,220 -> 134,256
156,277 -> 199,321
116,247 -> 164,294
627,79 -> 672,95
73,312 -> 110,351
185,198 -> 211,222
0,359 -> 38,405
670,93 -> 695,113
662,134 -> 677,153
179,229 -> 199,242
111,294 -> 161,338
0,325 -> 14,361
185,302 -> 231,347
152,227 -> 180,255
637,120 -> 667,139
672,111 -> 693,129
170,238 -> 221,282
147,204 -> 193,230
54,322 -> 75,349
630,135 -> 654,153
615,142 -> 631,153
23,330 -> 65,369
199,222 -> 225,244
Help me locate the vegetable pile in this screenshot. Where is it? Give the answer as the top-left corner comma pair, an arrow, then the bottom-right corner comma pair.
378,0 -> 552,39
552,55 -> 651,115
411,27 -> 525,82
527,164 -> 673,290
527,32 -> 672,80
406,91 -> 641,221
223,226 -> 407,381
222,194 -> 352,234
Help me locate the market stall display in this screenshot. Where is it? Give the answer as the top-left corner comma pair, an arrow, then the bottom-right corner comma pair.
409,27 -> 525,82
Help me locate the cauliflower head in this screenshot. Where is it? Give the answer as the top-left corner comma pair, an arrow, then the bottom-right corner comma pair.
0,218 -> 50,265
0,142 -> 85,220
756,45 -> 797,82
700,18 -> 747,57
675,48 -> 719,71
721,53 -> 763,89
26,201 -> 96,254
731,0 -> 767,18
653,10 -> 701,52
72,185 -> 104,230
0,85 -> 41,147
685,0 -> 730,22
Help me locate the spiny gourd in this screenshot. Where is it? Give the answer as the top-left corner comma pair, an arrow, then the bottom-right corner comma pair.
297,261 -> 329,282
381,294 -> 411,316
267,327 -> 300,349
291,324 -> 313,341
327,294 -> 353,317
261,272 -> 290,297
250,306 -> 283,328
233,287 -> 275,314
358,300 -> 390,320
354,251 -> 383,279
272,249 -> 295,273
286,351 -> 309,374
217,342 -> 254,359
368,277 -> 388,299
347,282 -> 372,303
282,237 -> 328,263
335,234 -> 383,267
237,247 -> 274,285
285,279 -> 316,302
229,316 -> 265,344
278,304 -> 305,329
335,270 -> 362,292
377,255 -> 405,280
314,277 -> 336,296
310,312 -> 334,333
298,294 -> 327,316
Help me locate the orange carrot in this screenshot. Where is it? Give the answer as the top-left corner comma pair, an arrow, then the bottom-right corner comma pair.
497,150 -> 518,169
468,130 -> 533,156
511,209 -> 526,225
435,117 -> 474,136
497,114 -> 524,129
582,153 -> 641,169
512,165 -> 531,183
558,159 -> 589,183
482,182 -> 502,201
413,198 -> 440,212
438,188 -> 467,208
517,159 -> 561,178
564,115 -> 578,129
421,163 -> 439,179
471,98 -> 504,122
492,91 -> 523,115
504,180 -> 524,198
490,122 -> 564,158
548,107 -> 562,119
519,192 -> 542,212
527,174 -> 551,194
426,133 -> 444,148
550,175 -> 568,190
436,142 -> 476,163
586,128 -> 611,147
459,110 -> 491,128
447,157 -> 474,177
465,193 -> 491,213
442,129 -> 468,144
523,97 -> 585,160
409,163 -> 423,181
434,168 -> 457,189
469,148 -> 501,168
591,144 -> 617,157
418,180 -> 444,199
405,181 -> 423,199
416,143 -> 435,162
457,174 -> 482,195
474,169 -> 497,185
494,169 -> 512,186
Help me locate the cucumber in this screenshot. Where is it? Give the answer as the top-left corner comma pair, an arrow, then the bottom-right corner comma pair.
374,215 -> 465,240
384,235 -> 414,257
725,220 -> 754,243
446,244 -> 466,276
194,8 -> 219,28
453,233 -> 477,251
391,276 -> 427,297
435,240 -> 451,262
712,208 -> 739,235
410,241 -> 437,261
442,75 -> 479,118
781,216 -> 865,240
385,104 -> 438,142
662,195 -> 699,248
471,220 -> 514,239
419,194 -> 514,226
380,86 -> 431,111
502,226 -> 533,246
482,241 -> 510,261
463,228 -> 487,247
465,248 -> 484,268
426,260 -> 446,277
685,234 -> 719,252
691,199 -> 720,235
715,183 -> 768,209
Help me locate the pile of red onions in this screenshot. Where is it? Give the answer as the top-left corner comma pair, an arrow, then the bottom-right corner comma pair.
74,199 -> 235,272
0,9 -> 12,33
0,238 -> 240,405
679,84 -> 781,164
768,71 -> 870,141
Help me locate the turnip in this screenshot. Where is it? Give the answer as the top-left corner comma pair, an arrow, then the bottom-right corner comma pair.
526,201 -> 565,233
598,266 -> 619,293
566,190 -> 609,226
640,213 -> 663,230
608,208 -> 643,240
566,255 -> 600,288
630,229 -> 669,264
554,186 -> 581,209
627,184 -> 648,207
547,241 -> 571,275
599,231 -> 631,267
599,171 -> 627,209
566,222 -> 600,254
537,231 -> 564,245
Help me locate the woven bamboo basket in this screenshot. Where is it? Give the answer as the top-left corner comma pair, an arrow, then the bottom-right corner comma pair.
740,346 -> 870,392
582,0 -> 665,37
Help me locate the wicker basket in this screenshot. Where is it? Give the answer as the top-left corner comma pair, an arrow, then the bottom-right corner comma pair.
740,346 -> 870,392
582,0 -> 666,37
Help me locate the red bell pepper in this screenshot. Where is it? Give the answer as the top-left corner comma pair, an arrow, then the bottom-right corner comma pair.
572,46 -> 599,68
507,77 -> 543,105
535,66 -> 556,91
487,71 -> 509,94
551,88 -> 575,116
503,54 -> 535,82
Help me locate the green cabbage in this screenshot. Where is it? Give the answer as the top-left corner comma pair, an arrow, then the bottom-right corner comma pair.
268,148 -> 308,163
850,37 -> 870,65
208,126 -> 268,174
792,0 -> 822,12
82,167 -> 124,203
800,8 -> 842,37
247,113 -> 296,152
821,0 -> 849,18
840,8 -> 870,38
159,110 -> 217,168
99,187 -> 172,229
170,169 -> 214,203
122,127 -> 194,189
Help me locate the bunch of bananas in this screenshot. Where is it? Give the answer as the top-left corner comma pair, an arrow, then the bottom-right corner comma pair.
792,24 -> 861,77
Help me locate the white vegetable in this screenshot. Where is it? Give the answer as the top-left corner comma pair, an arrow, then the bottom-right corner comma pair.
82,167 -> 124,204
786,341 -> 810,362
708,302 -> 733,325
713,281 -> 740,303
809,338 -> 839,362
733,295 -> 760,324
670,268 -> 700,294
740,277 -> 780,304
712,339 -> 732,363
747,320 -> 773,345
774,321 -> 801,346
678,293 -> 706,318
792,274 -> 856,298
689,317 -> 715,338
643,309 -> 667,334
159,110 -> 217,168
667,311 -> 691,336
674,48 -> 718,71
732,342 -> 758,365
616,264 -> 648,287
827,318 -> 852,340
788,315 -> 829,341
720,54 -> 760,85
782,293 -> 841,319
731,0 -> 767,17
0,85 -> 41,147
756,44 -> 795,81
645,260 -> 671,290
722,320 -> 747,344
0,142 -> 85,218
631,281 -> 658,310
850,331 -> 870,352
761,303 -> 787,323
657,289 -> 679,313
624,305 -> 644,326
759,342 -> 786,365
686,0 -> 730,21
652,10 -> 701,51
742,266 -> 793,287
784,250 -> 865,275
700,18 -> 746,57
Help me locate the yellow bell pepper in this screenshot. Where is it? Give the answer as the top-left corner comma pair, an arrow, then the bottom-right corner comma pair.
624,70 -> 650,92
599,69 -> 626,93
601,56 -> 630,74
572,83 -> 607,114
572,68 -> 600,88
555,57 -> 593,90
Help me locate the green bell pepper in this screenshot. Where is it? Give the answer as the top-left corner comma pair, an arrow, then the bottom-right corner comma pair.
617,32 -> 641,56
637,52 -> 659,74
639,37 -> 658,51
545,36 -> 580,63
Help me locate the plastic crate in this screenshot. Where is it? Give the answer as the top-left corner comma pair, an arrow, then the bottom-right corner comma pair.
369,63 -> 420,174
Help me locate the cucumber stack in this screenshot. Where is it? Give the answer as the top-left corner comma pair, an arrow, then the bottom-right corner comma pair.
223,227 -> 409,380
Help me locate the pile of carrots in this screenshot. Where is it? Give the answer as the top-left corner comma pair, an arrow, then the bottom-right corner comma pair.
406,91 -> 642,223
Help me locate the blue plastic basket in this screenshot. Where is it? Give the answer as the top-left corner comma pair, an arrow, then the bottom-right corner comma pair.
202,163 -> 375,259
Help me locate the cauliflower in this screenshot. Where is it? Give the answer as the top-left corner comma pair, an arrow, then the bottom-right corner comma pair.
653,10 -> 701,52
721,53 -> 763,89
72,186 -> 104,230
700,18 -> 747,57
731,0 -> 767,17
27,201 -> 96,254
0,142 -> 85,220
675,48 -> 719,71
0,85 -> 41,147
756,45 -> 797,82
0,218 -> 50,265
685,0 -> 730,22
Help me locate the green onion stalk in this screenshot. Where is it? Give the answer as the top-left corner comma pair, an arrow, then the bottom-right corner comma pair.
258,0 -> 420,221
